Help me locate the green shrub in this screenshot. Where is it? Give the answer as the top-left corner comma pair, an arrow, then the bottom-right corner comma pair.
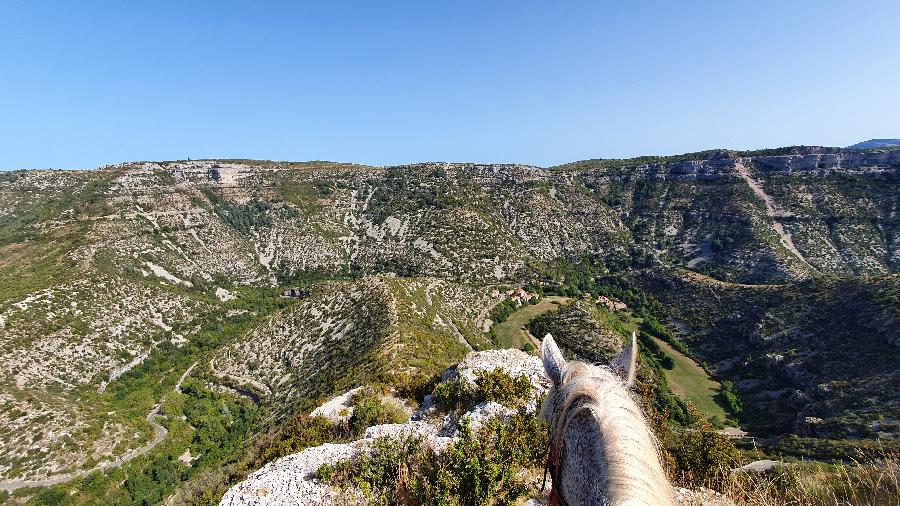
432,369 -> 533,413
214,199 -> 272,235
413,413 -> 547,505
668,426 -> 741,487
489,299 -> 518,324
255,415 -> 338,469
354,436 -> 422,500
665,404 -> 742,487
717,380 -> 742,415
473,369 -> 533,408
431,380 -> 464,412
32,488 -> 68,506
316,462 -> 335,482
326,412 -> 547,505
637,332 -> 676,370
659,354 -> 675,369
348,389 -> 409,436
386,372 -> 440,404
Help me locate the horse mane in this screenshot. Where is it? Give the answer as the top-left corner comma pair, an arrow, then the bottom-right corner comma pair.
542,356 -> 673,505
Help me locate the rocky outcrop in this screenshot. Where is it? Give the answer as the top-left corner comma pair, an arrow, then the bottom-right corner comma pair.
220,349 -> 548,505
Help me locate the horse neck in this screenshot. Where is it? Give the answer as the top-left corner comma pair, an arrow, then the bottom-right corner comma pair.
552,377 -> 672,506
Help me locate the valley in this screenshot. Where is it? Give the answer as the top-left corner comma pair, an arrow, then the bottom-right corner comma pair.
0,146 -> 897,504
491,295 -> 568,349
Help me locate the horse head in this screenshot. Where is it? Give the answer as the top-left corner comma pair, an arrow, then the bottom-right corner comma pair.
540,333 -> 673,505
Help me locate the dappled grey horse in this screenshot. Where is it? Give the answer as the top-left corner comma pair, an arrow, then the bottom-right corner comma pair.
541,333 -> 673,505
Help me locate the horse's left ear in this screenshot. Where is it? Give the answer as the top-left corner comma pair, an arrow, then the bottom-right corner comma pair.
611,332 -> 638,387
542,333 -> 566,387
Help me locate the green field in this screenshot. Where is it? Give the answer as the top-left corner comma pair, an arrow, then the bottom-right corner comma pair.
652,336 -> 728,421
493,296 -> 569,349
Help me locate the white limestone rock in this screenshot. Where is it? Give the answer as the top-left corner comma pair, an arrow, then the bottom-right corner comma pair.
219,442 -> 366,506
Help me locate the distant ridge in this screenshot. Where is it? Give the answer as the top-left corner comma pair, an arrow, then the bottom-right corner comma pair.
847,138 -> 900,149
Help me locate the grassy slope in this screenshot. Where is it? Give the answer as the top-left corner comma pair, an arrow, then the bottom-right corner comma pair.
525,296 -> 730,422
492,296 -> 568,349
652,337 -> 728,421
592,304 -> 729,421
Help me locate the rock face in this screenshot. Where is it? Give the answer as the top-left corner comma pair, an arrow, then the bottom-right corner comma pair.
221,442 -> 366,506
308,387 -> 363,423
441,348 -> 551,398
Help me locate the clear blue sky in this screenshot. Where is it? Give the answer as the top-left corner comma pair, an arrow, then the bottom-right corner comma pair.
1,1 -> 898,169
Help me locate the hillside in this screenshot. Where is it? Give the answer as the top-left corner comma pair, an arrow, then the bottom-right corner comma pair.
0,147 -> 898,504
848,139 -> 900,150
633,268 -> 900,436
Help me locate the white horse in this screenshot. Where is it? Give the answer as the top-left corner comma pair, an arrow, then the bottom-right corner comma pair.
541,333 -> 673,505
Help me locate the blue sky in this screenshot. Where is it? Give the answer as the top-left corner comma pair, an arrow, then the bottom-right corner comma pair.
1,1 -> 898,169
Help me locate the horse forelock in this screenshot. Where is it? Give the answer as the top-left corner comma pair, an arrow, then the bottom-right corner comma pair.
542,360 -> 673,506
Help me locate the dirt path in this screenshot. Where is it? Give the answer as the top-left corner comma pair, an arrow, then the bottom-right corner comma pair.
734,162 -> 815,271
525,330 -> 542,351
0,361 -> 197,492
175,361 -> 198,393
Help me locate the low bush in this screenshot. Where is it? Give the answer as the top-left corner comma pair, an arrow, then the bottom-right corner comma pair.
638,315 -> 691,356
432,369 -> 533,413
667,424 -> 742,487
348,389 -> 409,437
324,411 -> 547,506
413,414 -> 546,505
254,415 -> 338,469
717,380 -> 742,415
645,399 -> 742,488
489,299 -> 518,324
385,372 -> 440,404
637,332 -> 675,370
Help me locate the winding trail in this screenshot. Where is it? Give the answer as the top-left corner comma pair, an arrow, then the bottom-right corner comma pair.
175,361 -> 198,393
0,362 -> 198,492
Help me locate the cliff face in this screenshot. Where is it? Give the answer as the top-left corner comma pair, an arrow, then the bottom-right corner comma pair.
568,150 -> 899,282
749,149 -> 900,173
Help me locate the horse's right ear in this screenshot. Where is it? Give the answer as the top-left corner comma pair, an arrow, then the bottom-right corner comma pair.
542,333 -> 566,387
611,331 -> 639,387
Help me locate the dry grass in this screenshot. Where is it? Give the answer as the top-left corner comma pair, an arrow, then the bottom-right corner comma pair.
714,455 -> 900,505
